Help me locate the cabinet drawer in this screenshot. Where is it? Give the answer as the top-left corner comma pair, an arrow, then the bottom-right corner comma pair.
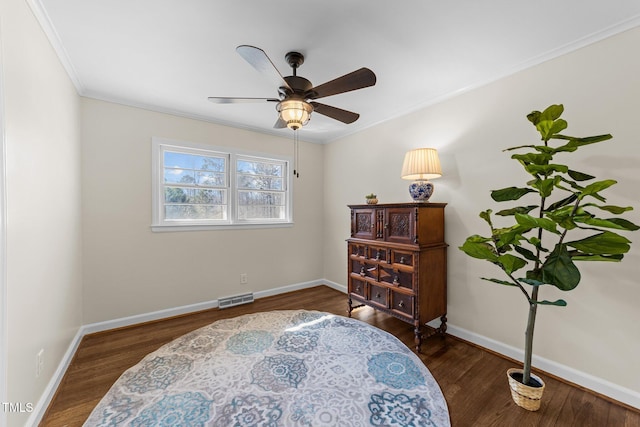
391,250 -> 414,267
390,291 -> 414,318
351,259 -> 377,280
379,266 -> 414,290
349,243 -> 367,258
368,245 -> 389,263
349,278 -> 366,298
369,284 -> 388,307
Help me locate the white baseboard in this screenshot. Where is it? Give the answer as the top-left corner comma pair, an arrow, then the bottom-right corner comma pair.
26,328 -> 84,427
445,324 -> 640,409
29,279 -> 637,425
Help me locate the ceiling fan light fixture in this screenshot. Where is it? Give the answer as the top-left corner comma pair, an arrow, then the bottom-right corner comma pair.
277,99 -> 313,130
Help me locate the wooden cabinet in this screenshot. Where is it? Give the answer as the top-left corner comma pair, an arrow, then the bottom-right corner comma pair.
347,203 -> 447,352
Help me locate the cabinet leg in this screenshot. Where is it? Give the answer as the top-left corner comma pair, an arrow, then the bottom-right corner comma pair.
414,323 -> 422,353
437,314 -> 448,335
347,296 -> 353,318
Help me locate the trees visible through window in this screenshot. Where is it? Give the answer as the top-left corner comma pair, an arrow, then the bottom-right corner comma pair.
152,139 -> 291,230
164,150 -> 228,220
236,157 -> 286,221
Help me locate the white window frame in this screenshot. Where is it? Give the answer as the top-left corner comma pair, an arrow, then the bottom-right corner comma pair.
152,138 -> 293,231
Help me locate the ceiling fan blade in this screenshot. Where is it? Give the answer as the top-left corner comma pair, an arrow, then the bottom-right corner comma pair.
208,97 -> 279,104
236,45 -> 292,92
273,117 -> 287,129
310,102 -> 360,124
308,68 -> 376,100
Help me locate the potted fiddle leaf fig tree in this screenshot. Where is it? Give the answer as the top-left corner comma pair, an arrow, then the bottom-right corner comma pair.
459,104 -> 638,411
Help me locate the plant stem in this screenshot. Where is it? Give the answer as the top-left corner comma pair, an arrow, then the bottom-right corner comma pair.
523,286 -> 538,385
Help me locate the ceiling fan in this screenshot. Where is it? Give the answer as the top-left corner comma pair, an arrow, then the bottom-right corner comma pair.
208,45 -> 377,130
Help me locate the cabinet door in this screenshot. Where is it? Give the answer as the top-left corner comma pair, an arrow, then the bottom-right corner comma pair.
351,208 -> 377,240
385,207 -> 415,244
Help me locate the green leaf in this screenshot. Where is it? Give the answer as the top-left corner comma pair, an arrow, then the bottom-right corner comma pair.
576,216 -> 640,231
530,177 -> 556,198
583,204 -> 634,215
525,164 -> 569,176
542,104 -> 565,121
526,111 -> 541,125
602,218 -> 639,231
491,187 -> 537,202
558,176 -> 584,192
532,105 -> 565,140
481,278 -> 518,287
495,224 -> 531,247
534,299 -> 568,306
545,206 -> 576,230
515,213 -> 559,234
497,253 -> 528,274
459,237 -> 499,261
568,169 -> 595,181
550,134 -> 613,152
479,209 -> 493,227
548,119 -> 568,136
511,152 -> 552,165
503,144 -> 536,152
541,244 -> 581,290
496,205 -> 538,216
567,231 -> 631,255
514,245 -> 538,261
578,179 -> 617,201
518,277 -> 544,287
545,194 -> 578,212
571,253 -> 624,262
568,134 -> 613,146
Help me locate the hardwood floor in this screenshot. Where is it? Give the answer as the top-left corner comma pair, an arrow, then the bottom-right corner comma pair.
41,285 -> 639,426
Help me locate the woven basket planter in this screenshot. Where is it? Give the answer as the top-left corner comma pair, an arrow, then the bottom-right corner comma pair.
506,368 -> 545,411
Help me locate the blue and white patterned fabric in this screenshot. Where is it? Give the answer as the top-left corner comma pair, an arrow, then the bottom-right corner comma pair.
84,310 -> 450,426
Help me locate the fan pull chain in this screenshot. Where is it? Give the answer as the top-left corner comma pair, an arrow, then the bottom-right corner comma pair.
293,130 -> 300,178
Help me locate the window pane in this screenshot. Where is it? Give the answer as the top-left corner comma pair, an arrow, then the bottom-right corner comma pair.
165,187 -> 226,205
196,171 -> 225,187
165,205 -> 226,220
237,160 -> 282,176
237,175 -> 283,190
164,150 -> 227,188
238,205 -> 285,220
164,168 -> 195,184
165,151 -> 226,172
235,156 -> 287,221
238,190 -> 284,206
238,190 -> 285,220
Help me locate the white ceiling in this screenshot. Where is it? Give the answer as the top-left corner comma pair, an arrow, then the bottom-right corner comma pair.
33,0 -> 640,143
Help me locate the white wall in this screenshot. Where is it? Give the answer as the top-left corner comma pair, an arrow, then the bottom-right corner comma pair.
0,0 -> 83,425
81,98 -> 324,323
324,27 -> 640,400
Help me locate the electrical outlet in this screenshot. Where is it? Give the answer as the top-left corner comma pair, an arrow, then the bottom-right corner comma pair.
240,273 -> 248,284
36,349 -> 44,378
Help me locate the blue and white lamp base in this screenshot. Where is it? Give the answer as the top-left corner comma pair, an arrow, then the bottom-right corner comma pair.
408,180 -> 435,202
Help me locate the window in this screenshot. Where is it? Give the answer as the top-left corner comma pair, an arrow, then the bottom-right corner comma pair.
152,138 -> 292,230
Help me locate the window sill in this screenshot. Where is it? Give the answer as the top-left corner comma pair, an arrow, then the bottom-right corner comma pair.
151,222 -> 294,232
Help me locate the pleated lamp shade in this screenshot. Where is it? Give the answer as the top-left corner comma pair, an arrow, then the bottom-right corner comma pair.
401,148 -> 442,202
401,148 -> 442,180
